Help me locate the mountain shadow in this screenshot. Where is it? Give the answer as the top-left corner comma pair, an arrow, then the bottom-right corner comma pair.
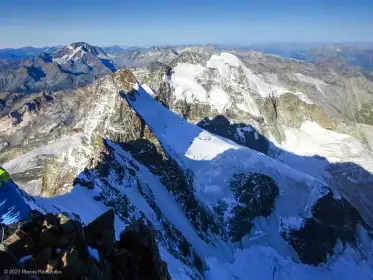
194,114 -> 373,265
195,114 -> 373,227
197,115 -> 270,155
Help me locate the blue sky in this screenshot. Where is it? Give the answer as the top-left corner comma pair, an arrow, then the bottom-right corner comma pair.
1,0 -> 373,48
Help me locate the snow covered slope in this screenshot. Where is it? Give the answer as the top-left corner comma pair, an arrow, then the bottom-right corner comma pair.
137,50 -> 373,227
125,82 -> 326,218
168,52 -> 289,119
127,76 -> 373,280
8,63 -> 373,280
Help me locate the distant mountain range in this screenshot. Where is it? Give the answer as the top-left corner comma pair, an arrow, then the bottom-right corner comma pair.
2,42 -> 373,72
102,42 -> 373,73
244,43 -> 373,72
0,42 -> 117,97
2,42 -> 373,117
0,46 -> 62,60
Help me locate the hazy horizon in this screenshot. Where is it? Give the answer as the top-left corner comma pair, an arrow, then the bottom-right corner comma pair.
1,0 -> 373,48
2,41 -> 373,50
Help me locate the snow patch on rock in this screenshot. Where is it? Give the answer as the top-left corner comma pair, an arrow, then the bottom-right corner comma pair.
208,87 -> 231,113
281,121 -> 373,172
171,63 -> 208,103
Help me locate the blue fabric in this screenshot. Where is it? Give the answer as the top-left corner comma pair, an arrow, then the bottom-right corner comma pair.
0,180 -> 31,225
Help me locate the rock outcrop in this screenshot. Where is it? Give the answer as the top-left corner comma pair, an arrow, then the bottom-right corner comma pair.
0,210 -> 172,280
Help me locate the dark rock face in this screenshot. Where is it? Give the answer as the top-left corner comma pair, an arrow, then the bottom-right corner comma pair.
228,173 -> 279,242
156,76 -> 173,109
122,139 -> 165,168
147,61 -> 173,75
122,138 -> 219,244
27,66 -> 47,81
140,61 -> 174,108
159,159 -> 219,241
116,220 -> 171,280
285,218 -> 337,265
1,211 -> 92,278
84,209 -> 116,258
0,99 -> 5,111
169,51 -> 208,68
313,193 -> 361,243
85,141 -> 204,279
198,115 -> 269,155
174,101 -> 212,122
283,191 -> 367,265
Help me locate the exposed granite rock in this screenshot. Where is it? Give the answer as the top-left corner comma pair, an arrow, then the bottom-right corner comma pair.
84,209 -> 116,259
228,173 -> 279,242
283,191 -> 370,265
117,220 -> 171,280
355,102 -> 373,125
169,51 -> 208,68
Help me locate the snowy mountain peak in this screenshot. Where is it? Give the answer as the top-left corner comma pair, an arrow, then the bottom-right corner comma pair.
50,42 -> 117,73
53,42 -> 111,65
165,51 -> 289,118
207,53 -> 242,67
68,42 -> 91,49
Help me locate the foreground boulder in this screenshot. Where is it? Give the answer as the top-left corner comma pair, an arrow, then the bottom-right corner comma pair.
0,210 -> 172,280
